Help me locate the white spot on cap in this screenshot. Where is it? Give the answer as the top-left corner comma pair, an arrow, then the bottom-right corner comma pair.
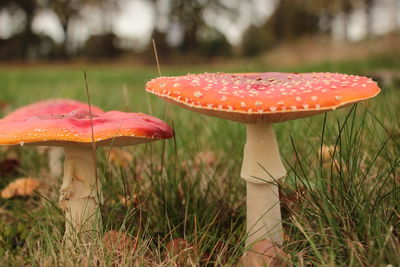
173,83 -> 180,88
295,96 -> 302,102
194,91 -> 202,98
335,95 -> 342,101
311,96 -> 318,101
269,106 -> 277,112
221,95 -> 228,101
290,105 -> 297,111
302,104 -> 309,110
277,101 -> 284,105
240,102 -> 246,108
255,101 -> 262,107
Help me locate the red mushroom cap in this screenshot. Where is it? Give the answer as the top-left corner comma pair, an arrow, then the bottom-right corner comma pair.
0,109 -> 173,147
4,99 -> 104,121
146,72 -> 381,123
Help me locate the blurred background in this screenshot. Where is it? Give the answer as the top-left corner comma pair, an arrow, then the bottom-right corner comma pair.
0,0 -> 399,66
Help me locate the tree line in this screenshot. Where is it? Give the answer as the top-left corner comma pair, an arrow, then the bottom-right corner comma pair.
0,0 -> 398,60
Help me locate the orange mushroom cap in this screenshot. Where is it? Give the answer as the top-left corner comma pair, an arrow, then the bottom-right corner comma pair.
0,109 -> 173,147
146,72 -> 381,123
4,99 -> 104,121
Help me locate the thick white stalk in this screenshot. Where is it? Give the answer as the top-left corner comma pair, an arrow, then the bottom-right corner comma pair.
241,123 -> 286,246
48,147 -> 64,177
59,146 -> 100,242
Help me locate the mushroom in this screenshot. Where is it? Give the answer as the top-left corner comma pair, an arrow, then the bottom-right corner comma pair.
4,99 -> 105,177
146,72 -> 380,246
3,99 -> 104,120
0,108 -> 173,242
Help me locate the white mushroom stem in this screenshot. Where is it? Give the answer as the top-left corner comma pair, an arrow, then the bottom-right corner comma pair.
241,123 -> 286,246
59,145 -> 100,242
48,147 -> 64,177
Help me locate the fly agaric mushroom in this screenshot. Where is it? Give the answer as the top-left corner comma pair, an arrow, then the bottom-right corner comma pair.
0,109 -> 173,242
4,99 -> 104,177
3,99 -> 104,120
146,72 -> 380,246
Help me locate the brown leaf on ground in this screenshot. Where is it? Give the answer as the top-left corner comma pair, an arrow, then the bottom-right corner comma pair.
103,230 -> 137,256
165,238 -> 199,266
237,240 -> 288,267
1,177 -> 40,199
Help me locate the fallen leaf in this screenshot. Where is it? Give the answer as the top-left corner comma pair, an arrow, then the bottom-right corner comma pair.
165,238 -> 199,266
1,177 -> 40,199
103,230 -> 137,256
237,240 -> 288,267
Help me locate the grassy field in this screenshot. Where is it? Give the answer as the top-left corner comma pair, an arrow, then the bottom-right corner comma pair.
0,54 -> 399,266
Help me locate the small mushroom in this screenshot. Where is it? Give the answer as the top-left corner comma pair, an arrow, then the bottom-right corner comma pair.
3,99 -> 104,120
146,72 -> 380,247
4,99 -> 104,177
0,108 -> 173,243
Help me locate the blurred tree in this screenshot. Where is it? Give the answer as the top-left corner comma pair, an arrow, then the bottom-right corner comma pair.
302,0 -> 364,40
82,33 -> 122,59
196,26 -> 232,57
47,0 -> 80,57
150,0 -> 237,54
364,0 -> 374,37
47,0 -> 117,57
242,0 -> 319,56
0,0 -> 40,58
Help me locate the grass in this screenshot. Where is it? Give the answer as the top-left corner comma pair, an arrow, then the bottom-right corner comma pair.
0,54 -> 399,266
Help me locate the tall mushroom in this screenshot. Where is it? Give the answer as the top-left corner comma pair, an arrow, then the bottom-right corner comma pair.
146,72 -> 380,246
0,108 -> 173,242
3,99 -> 104,177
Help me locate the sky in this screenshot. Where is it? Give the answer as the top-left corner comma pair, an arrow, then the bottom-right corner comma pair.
0,0 -> 399,49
